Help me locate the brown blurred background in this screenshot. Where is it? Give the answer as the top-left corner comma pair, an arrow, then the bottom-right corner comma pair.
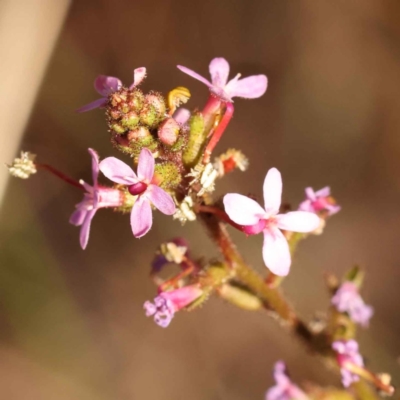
1,0 -> 400,399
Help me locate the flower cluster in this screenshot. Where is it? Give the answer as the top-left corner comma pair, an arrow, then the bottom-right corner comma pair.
331,281 -> 373,327
266,361 -> 308,400
332,340 -> 364,388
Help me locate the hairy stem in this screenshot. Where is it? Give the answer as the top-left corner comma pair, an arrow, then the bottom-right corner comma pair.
199,211 -> 322,349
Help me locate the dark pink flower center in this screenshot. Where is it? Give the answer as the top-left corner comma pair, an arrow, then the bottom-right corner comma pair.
128,181 -> 148,196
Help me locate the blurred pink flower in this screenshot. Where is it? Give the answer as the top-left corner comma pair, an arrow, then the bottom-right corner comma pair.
144,285 -> 203,327
223,168 -> 320,276
70,149 -> 123,249
77,67 -> 146,112
99,148 -> 175,238
331,282 -> 373,327
177,57 -> 267,102
332,340 -> 364,388
298,187 -> 340,216
266,361 -> 308,400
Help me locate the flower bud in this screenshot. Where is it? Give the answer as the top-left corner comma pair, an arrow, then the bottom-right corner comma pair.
139,92 -> 167,128
157,118 -> 180,146
182,112 -> 207,168
120,110 -> 140,130
154,162 -> 182,189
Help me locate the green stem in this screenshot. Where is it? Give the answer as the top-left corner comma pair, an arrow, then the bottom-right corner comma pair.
199,212 -> 323,349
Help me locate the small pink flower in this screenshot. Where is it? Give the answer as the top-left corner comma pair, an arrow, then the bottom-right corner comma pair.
99,148 -> 176,238
332,340 -> 364,388
144,285 -> 203,328
331,282 -> 373,327
298,187 -> 341,216
77,67 -> 146,113
70,149 -> 124,249
266,361 -> 308,400
223,168 -> 320,276
177,57 -> 267,102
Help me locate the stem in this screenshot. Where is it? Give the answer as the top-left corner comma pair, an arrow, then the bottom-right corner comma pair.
203,102 -> 234,164
196,204 -> 244,232
199,211 -> 313,334
36,163 -> 83,190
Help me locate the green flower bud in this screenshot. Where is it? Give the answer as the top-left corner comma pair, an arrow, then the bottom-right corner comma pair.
182,112 -> 207,168
154,162 -> 182,190
139,92 -> 167,128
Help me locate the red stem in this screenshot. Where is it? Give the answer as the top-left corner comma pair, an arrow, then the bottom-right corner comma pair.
203,102 -> 234,164
36,163 -> 84,190
197,204 -> 245,233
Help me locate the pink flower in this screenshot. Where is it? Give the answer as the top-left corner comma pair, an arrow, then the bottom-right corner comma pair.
99,148 -> 176,238
266,361 -> 308,400
298,187 -> 341,216
332,340 -> 364,388
223,168 -> 320,276
144,285 -> 203,328
331,282 -> 373,327
177,57 -> 267,102
77,67 -> 146,113
70,149 -> 124,249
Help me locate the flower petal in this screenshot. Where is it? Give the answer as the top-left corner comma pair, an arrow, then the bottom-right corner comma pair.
209,57 -> 230,87
99,157 -> 137,184
69,208 -> 86,226
131,197 -> 152,238
263,168 -> 282,215
315,186 -> 331,198
262,228 -> 291,276
79,209 -> 97,249
94,75 -> 122,96
225,75 -> 268,99
173,108 -> 191,125
147,185 -> 176,215
277,211 -> 320,233
88,148 -> 99,186
76,97 -> 108,113
223,193 -> 266,225
130,67 -> 146,88
137,148 -> 155,182
177,65 -> 212,88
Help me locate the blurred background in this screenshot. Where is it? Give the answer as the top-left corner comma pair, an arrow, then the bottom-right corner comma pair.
1,0 -> 400,399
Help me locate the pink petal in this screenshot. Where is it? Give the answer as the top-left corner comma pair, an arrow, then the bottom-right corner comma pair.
88,148 -> 99,185
80,209 -> 97,249
70,208 -> 86,226
94,75 -> 122,96
99,157 -> 138,184
225,75 -> 268,99
130,67 -> 146,88
177,65 -> 212,88
147,185 -> 176,215
173,108 -> 191,125
277,211 -> 320,233
76,97 -> 108,113
131,197 -> 152,238
137,148 -> 155,182
263,168 -> 282,215
262,228 -> 291,276
305,187 -> 316,201
209,57 -> 230,87
223,193 -> 266,225
315,186 -> 331,197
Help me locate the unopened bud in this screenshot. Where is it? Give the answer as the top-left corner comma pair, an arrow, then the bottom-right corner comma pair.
120,110 -> 140,130
7,151 -> 37,179
139,92 -> 167,128
157,118 -> 180,146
